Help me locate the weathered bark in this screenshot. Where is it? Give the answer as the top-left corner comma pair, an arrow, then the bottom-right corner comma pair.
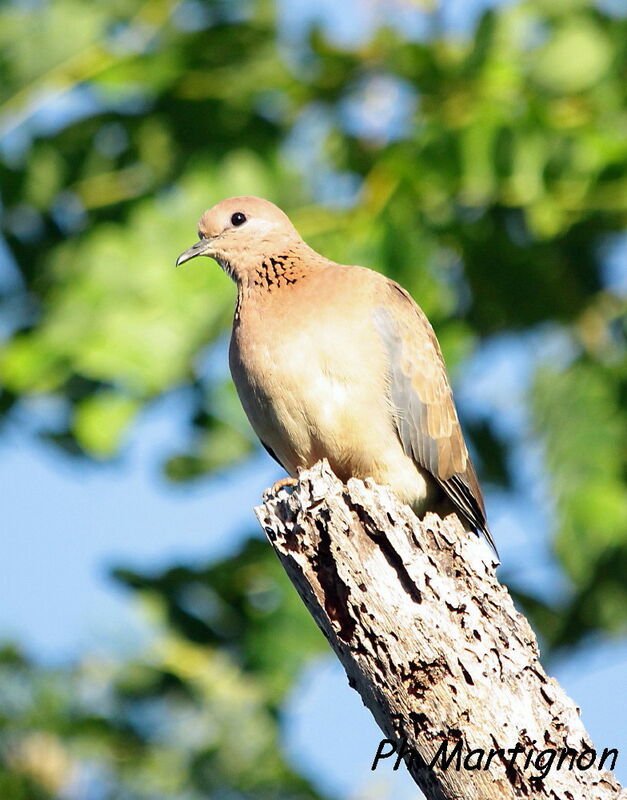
255,461 -> 625,800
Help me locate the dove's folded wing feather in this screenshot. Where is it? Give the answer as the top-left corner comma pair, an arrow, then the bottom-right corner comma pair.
374,282 -> 497,555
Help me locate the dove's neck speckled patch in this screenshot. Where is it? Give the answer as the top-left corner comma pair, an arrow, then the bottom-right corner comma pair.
232,244 -> 331,318
251,253 -> 305,291
234,251 -> 307,318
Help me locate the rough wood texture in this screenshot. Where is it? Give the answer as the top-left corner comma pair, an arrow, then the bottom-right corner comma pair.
255,461 -> 625,800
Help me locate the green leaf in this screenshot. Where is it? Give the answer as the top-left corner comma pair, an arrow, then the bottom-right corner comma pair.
533,18 -> 612,94
73,392 -> 139,457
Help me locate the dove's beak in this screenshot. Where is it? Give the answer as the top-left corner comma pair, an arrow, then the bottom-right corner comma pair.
176,238 -> 214,267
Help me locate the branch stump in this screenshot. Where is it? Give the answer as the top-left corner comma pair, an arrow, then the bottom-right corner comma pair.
255,460 -> 624,800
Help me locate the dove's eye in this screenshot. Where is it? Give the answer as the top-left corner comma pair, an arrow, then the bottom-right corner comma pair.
231,212 -> 247,226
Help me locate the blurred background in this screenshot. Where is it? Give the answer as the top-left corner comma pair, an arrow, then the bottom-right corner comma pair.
0,0 -> 626,797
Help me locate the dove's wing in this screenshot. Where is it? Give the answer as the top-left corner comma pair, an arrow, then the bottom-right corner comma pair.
374,281 -> 497,556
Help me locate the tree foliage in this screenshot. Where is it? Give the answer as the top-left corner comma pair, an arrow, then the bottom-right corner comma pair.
0,540 -> 327,798
0,0 -> 626,795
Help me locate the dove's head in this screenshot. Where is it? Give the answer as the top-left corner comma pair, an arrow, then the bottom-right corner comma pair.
176,196 -> 303,281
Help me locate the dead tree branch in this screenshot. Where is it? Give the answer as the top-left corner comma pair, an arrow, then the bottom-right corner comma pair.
255,461 -> 624,800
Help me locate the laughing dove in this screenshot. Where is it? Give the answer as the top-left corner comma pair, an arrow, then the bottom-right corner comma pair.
177,197 -> 496,554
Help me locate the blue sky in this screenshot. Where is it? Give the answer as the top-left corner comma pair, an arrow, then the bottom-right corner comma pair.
0,393 -> 278,657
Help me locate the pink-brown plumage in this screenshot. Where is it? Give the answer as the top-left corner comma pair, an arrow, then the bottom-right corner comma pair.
176,196 -> 496,554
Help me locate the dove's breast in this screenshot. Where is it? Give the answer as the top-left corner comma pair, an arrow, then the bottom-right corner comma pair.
229,267 -> 432,510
